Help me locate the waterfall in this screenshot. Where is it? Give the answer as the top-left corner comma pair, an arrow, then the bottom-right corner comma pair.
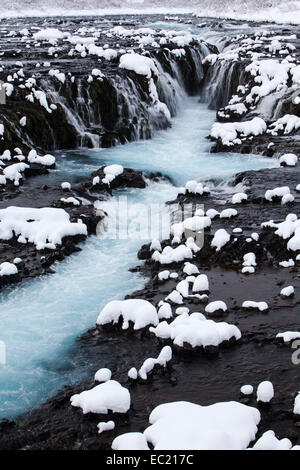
0,43 -> 209,153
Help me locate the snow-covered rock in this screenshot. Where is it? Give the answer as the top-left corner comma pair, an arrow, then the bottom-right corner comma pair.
96,299 -> 158,330
205,301 -> 227,315
112,432 -> 150,450
240,385 -> 254,396
97,420 -> 115,434
70,380 -> 130,414
232,193 -> 248,204
279,153 -> 298,167
143,400 -> 260,450
276,331 -> 300,343
211,229 -> 230,251
119,53 -> 157,79
257,381 -> 274,403
0,262 -> 18,276
149,312 -> 241,349
94,368 -> 112,383
280,285 -> 294,297
252,430 -> 292,450
293,392 -> 300,415
242,301 -> 269,311
0,206 -> 87,250
192,274 -> 209,292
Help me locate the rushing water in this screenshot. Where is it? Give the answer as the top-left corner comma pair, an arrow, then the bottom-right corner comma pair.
0,98 -> 278,419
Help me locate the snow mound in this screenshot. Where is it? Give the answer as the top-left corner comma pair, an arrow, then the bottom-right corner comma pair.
96,299 -> 159,330
119,53 -> 157,78
149,312 -> 241,349
94,368 -> 112,383
211,229 -> 230,251
276,331 -> 300,342
252,430 -> 292,450
257,381 -> 274,403
112,432 -> 150,450
294,392 -> 300,415
0,206 -> 87,250
70,380 -> 130,415
143,400 -> 260,450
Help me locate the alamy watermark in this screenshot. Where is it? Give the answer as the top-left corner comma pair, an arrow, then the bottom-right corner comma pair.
0,81 -> 5,105
291,339 -> 300,365
95,197 -> 205,248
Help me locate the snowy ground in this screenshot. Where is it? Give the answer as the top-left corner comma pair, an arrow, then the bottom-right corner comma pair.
0,1 -> 300,25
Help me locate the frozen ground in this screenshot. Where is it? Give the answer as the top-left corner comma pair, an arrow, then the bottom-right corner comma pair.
0,1 -> 299,25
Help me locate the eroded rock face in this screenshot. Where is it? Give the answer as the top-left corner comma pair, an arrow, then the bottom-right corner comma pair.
0,16 -> 212,155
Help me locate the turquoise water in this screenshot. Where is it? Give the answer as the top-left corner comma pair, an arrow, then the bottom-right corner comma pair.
0,98 -> 278,419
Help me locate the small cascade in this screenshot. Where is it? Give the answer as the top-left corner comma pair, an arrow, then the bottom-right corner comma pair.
0,42 -> 210,153
201,59 -> 248,109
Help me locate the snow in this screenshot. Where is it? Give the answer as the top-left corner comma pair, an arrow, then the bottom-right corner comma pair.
97,420 -> 115,434
139,346 -> 172,380
150,239 -> 162,252
119,53 -> 157,79
103,164 -> 123,177
96,299 -> 159,330
240,385 -> 254,396
242,301 -> 269,311
33,28 -> 65,42
205,300 -> 227,314
265,186 -> 290,202
252,430 -> 292,450
0,206 -> 87,250
3,162 -> 29,186
279,259 -> 295,267
276,331 -> 300,343
143,400 -> 260,450
232,193 -> 248,204
152,245 -> 193,264
60,197 -> 80,206
70,380 -> 130,415
0,262 -> 18,276
220,208 -> 238,219
165,290 -> 183,304
176,279 -> 189,298
149,312 -> 241,349
192,274 -> 209,293
112,432 -> 150,451
183,262 -> 199,276
158,302 -> 173,320
94,368 -> 112,383
171,215 -> 211,241
279,153 -> 298,167
269,115 -> 300,135
158,270 -> 170,281
128,368 -> 138,380
61,182 -> 71,190
175,307 -> 189,316
294,392 -> 300,415
257,381 -> 274,403
19,116 -> 27,127
243,253 -> 256,267
210,118 -> 266,146
280,285 -> 294,297
211,229 -> 230,251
